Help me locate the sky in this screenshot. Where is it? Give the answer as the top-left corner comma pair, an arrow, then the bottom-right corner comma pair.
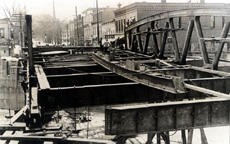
0,0 -> 229,21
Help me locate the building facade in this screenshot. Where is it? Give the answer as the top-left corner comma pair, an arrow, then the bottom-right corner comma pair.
82,8 -> 96,46
82,7 -> 117,46
102,19 -> 116,43
0,18 -> 11,57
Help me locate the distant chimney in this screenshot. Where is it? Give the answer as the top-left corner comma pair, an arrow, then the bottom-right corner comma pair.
188,0 -> 191,4
117,3 -> 122,8
161,0 -> 166,3
200,0 -> 205,3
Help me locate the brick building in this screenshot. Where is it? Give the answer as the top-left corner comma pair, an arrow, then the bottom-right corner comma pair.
114,1 -> 229,52
82,7 -> 116,46
0,18 -> 11,57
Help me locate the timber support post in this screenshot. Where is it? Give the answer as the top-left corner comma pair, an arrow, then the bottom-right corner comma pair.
146,133 -> 155,144
200,128 -> 208,144
157,133 -> 161,144
187,129 -> 194,144
181,130 -> 186,144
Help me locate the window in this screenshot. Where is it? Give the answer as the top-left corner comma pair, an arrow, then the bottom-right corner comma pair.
178,17 -> 181,28
211,16 -> 215,28
115,21 -> 118,32
121,19 -> 124,32
118,20 -> 121,32
0,29 -> 4,38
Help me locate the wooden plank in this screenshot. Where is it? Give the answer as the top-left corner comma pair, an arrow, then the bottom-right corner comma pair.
0,131 -> 14,144
0,123 -> 25,131
35,65 -> 50,90
0,135 -> 115,144
31,87 -> 39,114
43,142 -> 53,144
9,131 -> 23,144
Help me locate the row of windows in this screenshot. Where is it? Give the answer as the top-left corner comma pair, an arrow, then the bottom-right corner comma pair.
62,34 -> 70,37
103,30 -> 115,35
116,19 -> 125,33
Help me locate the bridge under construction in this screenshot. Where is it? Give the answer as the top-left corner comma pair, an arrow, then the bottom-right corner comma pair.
1,8 -> 230,144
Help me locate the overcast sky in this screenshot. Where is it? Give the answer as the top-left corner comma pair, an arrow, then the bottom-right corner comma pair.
0,0 -> 229,21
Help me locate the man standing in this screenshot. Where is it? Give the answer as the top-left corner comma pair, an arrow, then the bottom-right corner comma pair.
103,39 -> 110,52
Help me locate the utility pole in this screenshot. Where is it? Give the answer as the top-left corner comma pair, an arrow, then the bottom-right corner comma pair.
96,0 -> 100,46
75,6 -> 79,46
53,0 -> 57,44
66,24 -> 69,46
19,13 -> 24,47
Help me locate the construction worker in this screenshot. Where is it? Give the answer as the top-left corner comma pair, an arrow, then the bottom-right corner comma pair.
103,39 -> 110,52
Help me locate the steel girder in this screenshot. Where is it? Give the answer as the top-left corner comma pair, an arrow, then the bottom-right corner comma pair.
105,98 -> 230,135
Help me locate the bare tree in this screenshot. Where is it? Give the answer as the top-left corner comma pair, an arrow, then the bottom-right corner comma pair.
33,14 -> 63,44
0,0 -> 27,25
0,0 -> 27,47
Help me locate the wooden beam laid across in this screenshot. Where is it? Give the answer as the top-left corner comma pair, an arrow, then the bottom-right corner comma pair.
9,106 -> 28,124
0,123 -> 26,131
0,131 -> 14,144
35,65 -> 50,90
0,135 -> 115,144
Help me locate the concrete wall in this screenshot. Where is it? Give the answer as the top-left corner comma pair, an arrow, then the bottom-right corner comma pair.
0,58 -> 24,109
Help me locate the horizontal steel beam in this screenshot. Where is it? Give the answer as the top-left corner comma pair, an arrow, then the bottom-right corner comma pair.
126,9 -> 230,31
38,82 -> 189,110
105,98 -> 230,135
22,46 -> 99,52
47,72 -> 132,88
43,65 -> 109,75
92,53 -> 186,94
185,83 -> 230,100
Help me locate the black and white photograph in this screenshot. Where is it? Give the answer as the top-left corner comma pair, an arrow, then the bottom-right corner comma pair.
0,0 -> 230,143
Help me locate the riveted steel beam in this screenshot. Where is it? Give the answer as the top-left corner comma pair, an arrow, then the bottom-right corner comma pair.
105,98 -> 230,135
